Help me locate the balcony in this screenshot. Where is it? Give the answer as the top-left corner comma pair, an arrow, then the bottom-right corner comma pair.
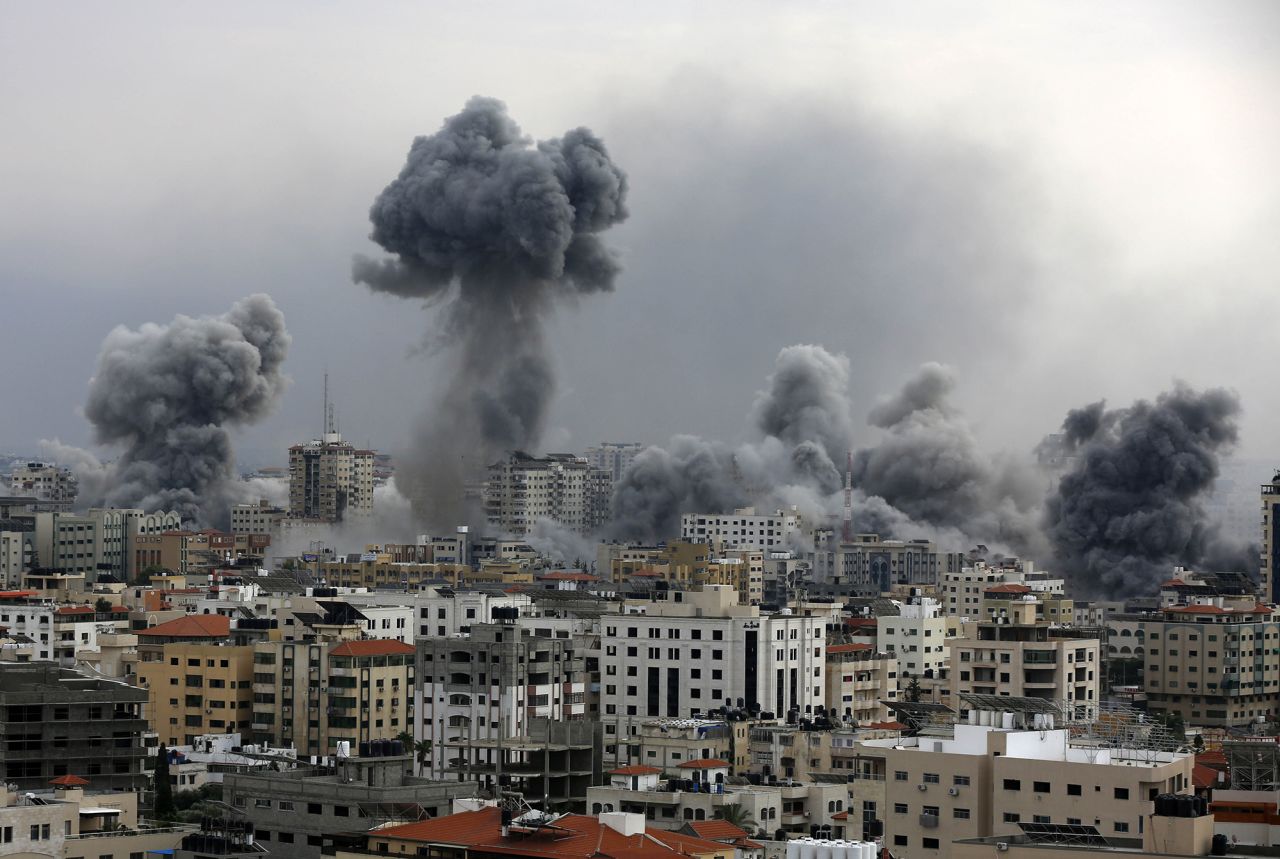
920,814 -> 939,829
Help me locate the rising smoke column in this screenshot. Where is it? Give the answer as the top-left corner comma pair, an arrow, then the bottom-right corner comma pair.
353,97 -> 629,525
852,362 -> 1042,550
80,294 -> 290,523
1044,384 -> 1249,597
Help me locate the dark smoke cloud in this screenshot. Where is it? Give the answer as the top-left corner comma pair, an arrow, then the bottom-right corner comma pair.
853,363 -> 1042,550
57,294 -> 290,523
353,96 -> 628,526
1045,383 -> 1251,597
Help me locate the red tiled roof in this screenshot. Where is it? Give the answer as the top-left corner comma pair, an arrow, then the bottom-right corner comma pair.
832,811 -> 849,821
329,639 -> 415,657
1193,764 -> 1220,790
1197,750 -> 1227,766
539,572 -> 598,582
375,808 -> 727,859
685,821 -> 750,841
55,606 -> 96,615
843,617 -> 876,627
1165,603 -> 1272,615
0,591 -> 38,599
827,643 -> 873,654
676,758 -> 730,769
1162,579 -> 1188,588
984,583 -> 1031,594
609,765 -> 662,776
136,614 -> 230,638
49,774 -> 89,786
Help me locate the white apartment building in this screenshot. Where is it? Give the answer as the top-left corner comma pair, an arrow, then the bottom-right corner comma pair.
8,461 -> 77,506
484,451 -> 611,536
0,596 -> 55,661
680,507 -> 803,551
230,499 -> 287,536
878,598 -> 950,679
813,532 -> 964,596
0,531 -> 30,588
600,587 -> 837,755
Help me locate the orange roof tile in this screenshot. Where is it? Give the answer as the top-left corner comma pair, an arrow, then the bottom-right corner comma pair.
984,583 -> 1031,594
1197,750 -> 1227,766
832,811 -> 849,821
676,758 -> 730,769
539,572 -> 598,582
136,614 -> 231,638
1193,764 -> 1220,790
609,765 -> 662,776
685,820 -> 751,841
1162,579 -> 1189,588
55,605 -> 96,615
865,720 -> 906,731
329,639 -> 415,657
375,808 -> 727,859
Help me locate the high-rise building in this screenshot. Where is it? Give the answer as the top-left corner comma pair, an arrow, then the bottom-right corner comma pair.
584,442 -> 644,483
288,433 -> 375,522
1260,472 -> 1280,603
484,451 -> 611,536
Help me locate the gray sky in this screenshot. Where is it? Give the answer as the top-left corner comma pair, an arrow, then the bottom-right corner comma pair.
1,1 -> 1277,472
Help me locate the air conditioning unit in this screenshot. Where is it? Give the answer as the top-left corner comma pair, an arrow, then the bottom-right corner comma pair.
948,787 -> 959,796
996,844 -> 1009,852
918,784 -> 928,792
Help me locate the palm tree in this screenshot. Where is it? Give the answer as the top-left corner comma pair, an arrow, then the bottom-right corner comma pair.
716,802 -> 758,834
414,738 -> 434,777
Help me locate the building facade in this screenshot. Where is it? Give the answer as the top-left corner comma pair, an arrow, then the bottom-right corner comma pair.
484,452 -> 611,536
288,433 -> 375,522
680,508 -> 803,552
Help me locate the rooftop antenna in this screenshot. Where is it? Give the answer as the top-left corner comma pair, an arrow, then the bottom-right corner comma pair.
323,372 -> 329,438
841,450 -> 853,543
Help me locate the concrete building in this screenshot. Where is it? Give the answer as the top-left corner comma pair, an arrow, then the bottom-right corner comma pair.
130,530 -> 270,577
230,499 -> 287,536
618,718 -> 747,774
681,508 -> 803,552
250,638 -> 415,757
584,442 -> 645,483
1141,597 -> 1280,727
826,642 -> 897,725
224,752 -> 478,859
0,778 -> 189,859
0,528 -> 30,587
857,698 -> 1196,858
812,533 -> 965,596
878,598 -> 950,680
33,508 -> 182,582
941,560 -> 1065,619
415,622 -> 589,779
289,433 -> 375,522
0,663 -> 149,791
484,451 -> 611,537
600,587 -> 835,753
1262,472 -> 1280,604
9,461 -> 77,508
137,641 -> 257,747
950,600 -> 1100,711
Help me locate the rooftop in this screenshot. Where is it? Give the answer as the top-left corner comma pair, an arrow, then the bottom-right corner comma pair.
329,639 -> 415,657
137,614 -> 231,638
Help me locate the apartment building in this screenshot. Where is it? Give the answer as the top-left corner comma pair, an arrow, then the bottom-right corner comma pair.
940,560 -> 1065,618
705,550 -> 765,606
415,622 -> 588,779
599,541 -> 712,586
0,664 -> 149,791
1262,472 -> 1280,603
619,718 -> 747,774
812,533 -> 964,597
10,462 -> 78,509
600,588 -> 835,753
857,699 -> 1195,858
484,451 -> 611,536
137,641 -> 256,746
51,602 -> 130,662
680,508 -> 803,552
33,508 -> 182,581
0,780 -> 187,859
289,433 -> 375,522
950,600 -> 1099,710
1141,597 -> 1280,727
230,499 -> 287,536
878,598 -> 950,680
826,642 -> 897,725
584,442 -> 645,483
0,529 -> 30,587
250,638 -> 415,757
129,529 -> 270,577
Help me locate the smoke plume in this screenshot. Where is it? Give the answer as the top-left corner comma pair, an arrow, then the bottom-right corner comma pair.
53,294 -> 290,523
1044,383 -> 1250,597
353,96 -> 629,526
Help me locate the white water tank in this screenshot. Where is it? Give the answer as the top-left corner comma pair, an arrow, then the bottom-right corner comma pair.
862,841 -> 876,859
786,840 -> 802,859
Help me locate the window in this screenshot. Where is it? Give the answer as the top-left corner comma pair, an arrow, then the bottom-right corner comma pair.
279,801 -> 294,811
279,832 -> 294,844
895,771 -> 908,781
1003,813 -> 1021,823
894,803 -> 908,814
922,838 -> 939,850
953,775 -> 971,786
923,772 -> 940,784
1067,784 -> 1082,796
1034,781 -> 1050,793
893,836 -> 908,847
1,827 -> 10,844
954,808 -> 971,819
334,805 -> 349,817
1003,779 -> 1021,791
308,803 -> 322,814
1115,822 -> 1130,833
1114,788 -> 1129,800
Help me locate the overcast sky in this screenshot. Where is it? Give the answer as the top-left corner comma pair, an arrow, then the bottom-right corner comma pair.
1,1 -> 1277,472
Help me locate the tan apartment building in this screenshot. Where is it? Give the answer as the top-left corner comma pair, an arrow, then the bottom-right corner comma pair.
251,638 -> 415,757
1141,597 -> 1280,727
826,642 -> 897,725
130,529 -> 269,576
601,541 -> 711,585
137,640 -> 256,746
951,598 -> 1099,711
857,700 -> 1195,858
289,433 -> 375,522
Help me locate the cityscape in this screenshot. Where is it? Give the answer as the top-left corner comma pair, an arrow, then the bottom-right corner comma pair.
1,4 -> 1278,859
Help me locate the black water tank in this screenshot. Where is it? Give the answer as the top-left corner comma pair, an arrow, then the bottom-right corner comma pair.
1212,834 -> 1229,856
1177,795 -> 1195,818
391,740 -> 404,755
359,741 -> 370,757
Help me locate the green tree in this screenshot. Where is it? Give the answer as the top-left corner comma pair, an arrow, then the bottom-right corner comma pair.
396,730 -> 414,749
1193,733 -> 1205,752
94,597 -> 113,614
415,739 -> 434,776
903,672 -> 922,704
715,803 -> 758,833
153,744 -> 176,820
